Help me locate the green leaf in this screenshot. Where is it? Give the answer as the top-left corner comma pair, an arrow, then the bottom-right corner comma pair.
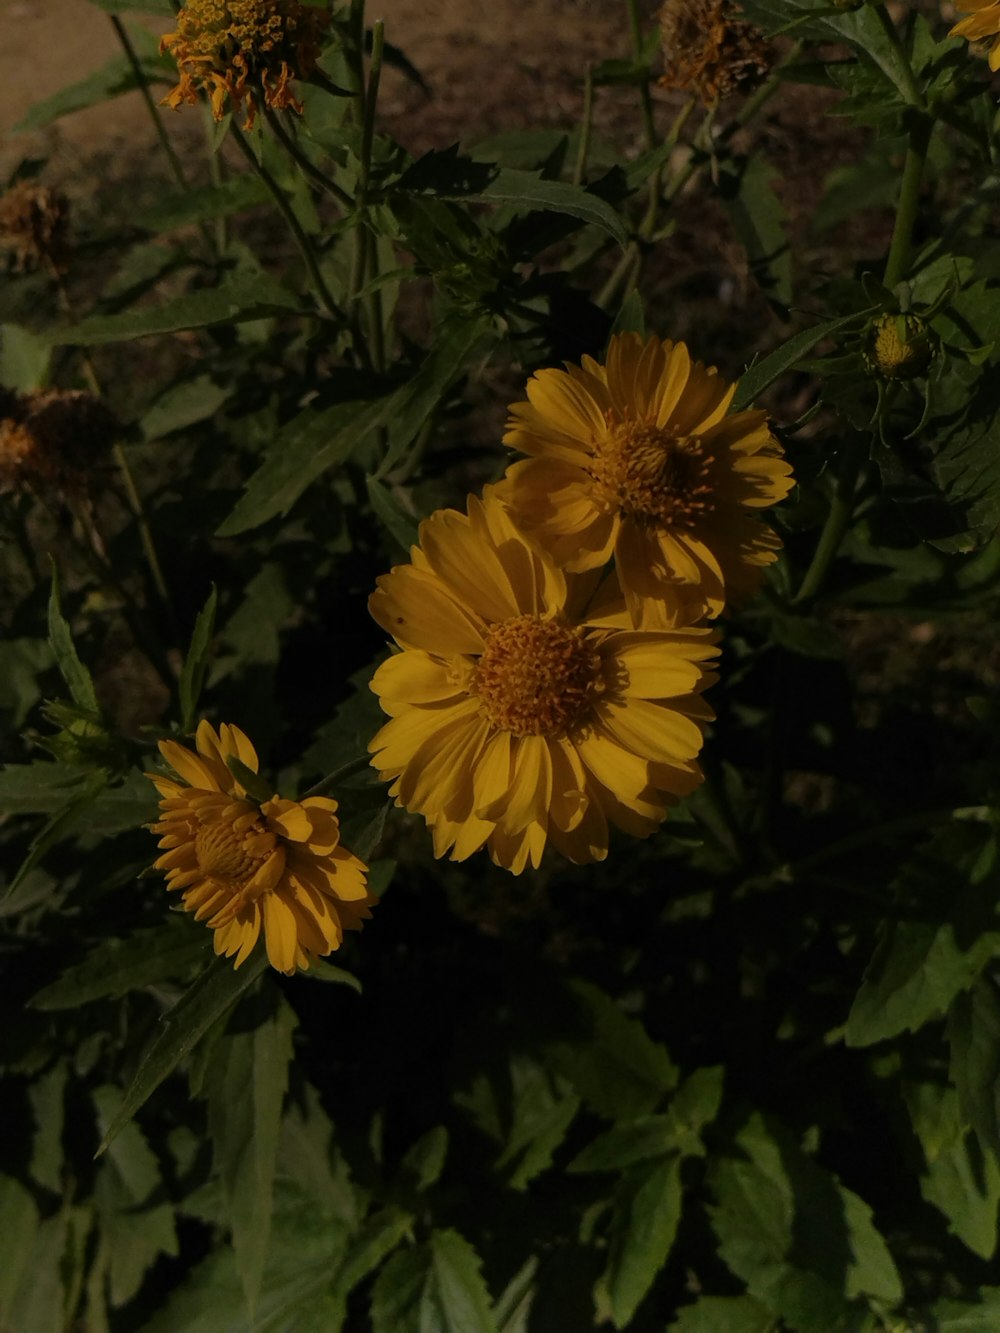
141,377 -> 231,440
16,40 -> 171,131
98,951 -> 269,1155
542,980 -> 678,1120
668,1295 -> 776,1332
0,323 -> 51,390
0,1175 -> 40,1324
477,169 -> 628,246
597,1155 -> 683,1329
29,1063 -> 67,1193
846,825 -> 1000,1047
93,1086 -> 178,1306
50,270 -> 302,345
87,0 -> 175,14
47,563 -> 98,712
31,921 -> 210,1010
907,1082 -> 1000,1260
134,175 -> 271,233
327,1207 -> 414,1317
207,992 -> 298,1319
422,1229 -> 496,1333
609,290 -> 645,339
718,155 -> 792,308
0,638 -> 55,728
302,959 -> 363,993
0,762 -> 96,816
933,1288 -> 1000,1330
5,772 -> 108,900
371,1245 -> 429,1333
398,1127 -> 449,1193
179,586 -> 218,733
732,312 -> 865,410
226,756 -> 278,805
949,979 -> 1000,1160
709,1114 -> 902,1332
366,477 -> 420,553
569,1116 -> 675,1173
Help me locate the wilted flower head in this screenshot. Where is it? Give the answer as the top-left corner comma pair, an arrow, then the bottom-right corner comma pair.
950,1 -> 1000,71
0,181 -> 70,274
368,491 -> 719,874
0,388 -> 117,496
161,0 -> 332,130
147,721 -> 375,974
658,0 -> 772,105
864,313 -> 937,381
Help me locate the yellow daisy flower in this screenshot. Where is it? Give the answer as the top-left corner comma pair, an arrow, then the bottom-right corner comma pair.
161,0 -> 331,131
147,721 -> 374,975
950,0 -> 1000,70
368,491 -> 719,874
496,333 -> 794,628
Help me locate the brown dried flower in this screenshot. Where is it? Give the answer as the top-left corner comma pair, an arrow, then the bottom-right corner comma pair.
0,181 -> 71,275
658,0 -> 772,106
0,388 -> 117,496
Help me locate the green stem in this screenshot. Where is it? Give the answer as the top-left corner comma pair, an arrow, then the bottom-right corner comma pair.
625,0 -> 656,152
264,107 -> 354,211
573,64 -> 595,187
350,19 -> 386,372
792,433 -> 867,606
109,16 -> 191,195
230,123 -> 346,324
882,115 -> 933,290
870,1 -> 925,110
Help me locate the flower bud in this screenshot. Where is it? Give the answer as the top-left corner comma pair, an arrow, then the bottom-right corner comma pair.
863,313 -> 937,381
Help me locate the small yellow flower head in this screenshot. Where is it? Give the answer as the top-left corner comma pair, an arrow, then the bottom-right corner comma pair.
658,0 -> 772,105
496,333 -> 794,628
147,722 -> 375,974
0,181 -> 70,274
368,491 -> 719,874
0,388 -> 117,497
864,313 -> 937,381
950,0 -> 1000,71
161,0 -> 332,131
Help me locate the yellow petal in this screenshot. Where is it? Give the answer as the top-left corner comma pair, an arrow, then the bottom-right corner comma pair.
158,739 -> 228,793
263,893 -> 299,974
595,698 -> 706,765
370,564 -> 487,655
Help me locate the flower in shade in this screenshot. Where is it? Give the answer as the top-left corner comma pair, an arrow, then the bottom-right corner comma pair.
0,388 -> 117,497
496,333 -> 794,628
368,491 -> 719,874
161,0 -> 331,130
950,1 -> 1000,70
0,181 -> 70,274
658,0 -> 772,105
147,721 -> 374,974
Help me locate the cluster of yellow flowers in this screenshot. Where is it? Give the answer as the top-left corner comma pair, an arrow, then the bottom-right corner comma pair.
148,335 -> 792,973
367,334 -> 793,873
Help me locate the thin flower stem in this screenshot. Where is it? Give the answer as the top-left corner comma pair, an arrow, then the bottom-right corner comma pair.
573,64 -> 596,188
230,123 -> 347,324
882,115 -> 933,290
625,0 -> 657,153
356,20 -> 387,373
869,1 -> 925,110
264,107 -> 354,211
792,433 -> 867,606
302,754 -> 373,798
109,16 -> 191,194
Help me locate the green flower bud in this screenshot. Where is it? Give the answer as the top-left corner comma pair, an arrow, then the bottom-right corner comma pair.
863,313 -> 937,381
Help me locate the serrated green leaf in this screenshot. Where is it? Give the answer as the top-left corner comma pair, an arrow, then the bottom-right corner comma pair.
50,270 -> 302,346
949,979 -> 1000,1161
398,1127 -> 448,1193
179,586 -> 218,732
477,169 -> 627,246
732,312 -> 865,410
134,174 -> 271,233
207,992 -> 298,1319
47,564 -> 98,712
31,922 -> 210,1010
0,762 -> 90,816
371,1245 -> 429,1333
98,951 -> 269,1156
846,825 -> 1000,1047
598,1155 -> 683,1330
569,1116 -> 675,1173
422,1229 -> 496,1333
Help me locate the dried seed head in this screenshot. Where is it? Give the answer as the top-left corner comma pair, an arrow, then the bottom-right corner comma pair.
0,181 -> 71,274
658,0 -> 773,106
0,388 -> 118,495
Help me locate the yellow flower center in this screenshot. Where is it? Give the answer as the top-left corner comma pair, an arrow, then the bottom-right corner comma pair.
195,819 -> 266,884
473,615 -> 604,738
589,419 -> 714,529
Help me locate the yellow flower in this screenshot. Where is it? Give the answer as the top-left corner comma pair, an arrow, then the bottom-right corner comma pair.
496,333 -> 794,628
368,492 -> 719,874
147,721 -> 374,975
950,0 -> 1000,70
161,0 -> 331,130
658,0 -> 772,105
